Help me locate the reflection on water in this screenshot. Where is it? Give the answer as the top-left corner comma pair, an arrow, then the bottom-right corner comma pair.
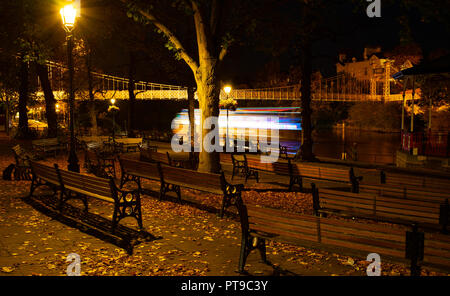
312,128 -> 400,164
279,129 -> 399,165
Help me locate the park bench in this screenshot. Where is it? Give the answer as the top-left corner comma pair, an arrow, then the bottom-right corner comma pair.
119,156 -> 243,218
235,197 -> 450,275
311,186 -> 449,233
230,153 -> 259,182
139,139 -> 158,152
84,148 -> 116,178
241,156 -> 303,191
29,161 -> 143,234
32,138 -> 66,158
291,162 -> 362,193
119,156 -> 161,190
159,164 -> 244,217
378,171 -> 450,193
114,138 -> 143,153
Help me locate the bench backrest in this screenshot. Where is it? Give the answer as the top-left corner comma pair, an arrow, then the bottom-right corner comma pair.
159,164 -> 223,193
317,188 -> 442,225
294,163 -> 350,182
12,144 -> 26,156
29,161 -> 60,185
231,153 -> 246,163
246,157 -> 292,176
116,138 -> 142,144
57,168 -> 114,202
382,172 -> 450,192
32,138 -> 59,146
360,184 -> 449,203
119,157 -> 160,180
12,145 -> 29,165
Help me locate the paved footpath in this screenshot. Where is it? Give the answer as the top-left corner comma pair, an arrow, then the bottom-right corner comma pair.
0,133 -> 446,276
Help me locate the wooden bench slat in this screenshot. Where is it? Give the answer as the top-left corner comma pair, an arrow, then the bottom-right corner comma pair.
249,218 -> 317,237
321,195 -> 374,206
321,237 -> 405,259
62,185 -> 114,203
248,210 -> 319,230
319,215 -> 405,235
317,186 -> 447,229
320,222 -> 405,243
246,205 -> 318,223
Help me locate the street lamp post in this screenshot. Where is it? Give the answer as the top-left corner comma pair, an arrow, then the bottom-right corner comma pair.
61,3 -> 79,172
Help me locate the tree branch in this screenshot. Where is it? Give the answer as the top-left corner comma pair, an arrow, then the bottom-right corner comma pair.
218,46 -> 227,61
120,0 -> 199,74
192,0 -> 213,60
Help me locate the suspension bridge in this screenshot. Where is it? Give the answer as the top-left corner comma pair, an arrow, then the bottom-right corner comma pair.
36,60 -> 417,103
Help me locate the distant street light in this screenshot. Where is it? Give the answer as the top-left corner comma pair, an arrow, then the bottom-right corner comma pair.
61,3 -> 79,172
224,86 -> 232,96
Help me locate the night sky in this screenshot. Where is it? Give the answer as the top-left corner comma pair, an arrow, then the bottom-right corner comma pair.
1,0 -> 448,87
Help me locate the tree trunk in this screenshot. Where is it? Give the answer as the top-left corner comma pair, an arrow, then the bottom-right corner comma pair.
300,41 -> 315,161
36,62 -> 58,138
17,58 -> 29,138
86,52 -> 98,136
128,52 -> 136,138
195,60 -> 221,173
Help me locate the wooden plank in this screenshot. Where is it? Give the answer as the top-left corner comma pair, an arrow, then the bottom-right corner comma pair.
250,224 -> 319,243
321,237 -> 404,259
249,216 -> 317,236
321,194 -> 374,206
63,185 -> 114,203
320,189 -> 375,201
422,255 -> 450,269
320,223 -> 404,243
246,205 -> 318,223
248,210 -> 318,230
320,215 -> 405,235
